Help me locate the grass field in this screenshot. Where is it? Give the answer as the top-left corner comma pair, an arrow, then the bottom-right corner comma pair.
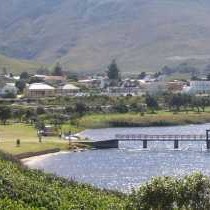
0,124 -> 69,155
78,111 -> 210,128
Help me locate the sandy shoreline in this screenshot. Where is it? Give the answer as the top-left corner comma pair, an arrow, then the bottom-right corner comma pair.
21,151 -> 71,166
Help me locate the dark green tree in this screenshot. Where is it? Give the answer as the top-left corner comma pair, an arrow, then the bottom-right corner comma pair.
52,62 -> 63,76
107,59 -> 120,80
113,103 -> 128,113
75,102 -> 88,116
20,72 -> 29,80
15,80 -> 26,93
0,106 -> 11,124
139,72 -> 146,79
145,95 -> 158,113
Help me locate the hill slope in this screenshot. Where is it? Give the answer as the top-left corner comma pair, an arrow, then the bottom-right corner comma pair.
1,0 -> 210,73
0,54 -> 42,74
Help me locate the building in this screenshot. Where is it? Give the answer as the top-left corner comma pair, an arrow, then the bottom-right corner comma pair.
32,75 -> 66,85
0,83 -> 18,97
143,81 -> 167,95
44,76 -> 66,84
166,81 -> 185,93
25,83 -> 55,98
183,80 -> 210,95
57,84 -> 80,96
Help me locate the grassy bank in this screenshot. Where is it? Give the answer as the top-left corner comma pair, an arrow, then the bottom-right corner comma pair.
0,124 -> 72,155
78,111 -> 210,129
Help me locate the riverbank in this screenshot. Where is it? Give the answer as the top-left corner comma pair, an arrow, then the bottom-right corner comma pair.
21,150 -> 71,165
77,111 -> 210,128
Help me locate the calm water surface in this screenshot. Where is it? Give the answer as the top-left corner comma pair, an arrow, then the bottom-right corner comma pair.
27,124 -> 210,192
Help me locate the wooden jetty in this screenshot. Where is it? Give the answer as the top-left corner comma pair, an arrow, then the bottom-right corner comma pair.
115,130 -> 210,149
73,130 -> 210,150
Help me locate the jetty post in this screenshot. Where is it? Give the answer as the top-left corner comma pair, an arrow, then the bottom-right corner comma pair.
206,130 -> 210,149
174,139 -> 179,149
143,140 -> 147,149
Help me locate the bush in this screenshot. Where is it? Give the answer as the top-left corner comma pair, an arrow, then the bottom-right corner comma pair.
127,173 -> 210,210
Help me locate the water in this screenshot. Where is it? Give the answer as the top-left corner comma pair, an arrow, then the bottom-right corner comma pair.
26,124 -> 210,192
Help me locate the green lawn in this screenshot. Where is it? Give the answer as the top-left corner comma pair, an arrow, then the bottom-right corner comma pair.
0,124 -> 69,155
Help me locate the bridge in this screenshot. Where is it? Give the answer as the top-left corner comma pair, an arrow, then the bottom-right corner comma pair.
73,130 -> 210,150
115,130 -> 210,149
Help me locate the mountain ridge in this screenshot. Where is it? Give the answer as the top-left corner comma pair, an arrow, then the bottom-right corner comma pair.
1,0 -> 210,73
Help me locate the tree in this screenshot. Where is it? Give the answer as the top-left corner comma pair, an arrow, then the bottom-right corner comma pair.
75,102 -> 88,116
113,103 -> 128,113
15,80 -> 26,93
36,67 -> 50,75
107,59 -> 120,80
52,62 -> 63,76
145,95 -> 158,113
200,97 -> 209,112
36,107 -> 45,115
169,94 -> 184,111
139,72 -> 146,80
12,108 -> 25,122
24,109 -> 36,124
20,72 -> 29,80
0,106 -> 11,124
28,77 -> 43,84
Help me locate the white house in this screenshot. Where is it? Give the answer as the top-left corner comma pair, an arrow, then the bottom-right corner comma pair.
183,80 -> 210,95
25,83 -> 55,98
60,84 -> 80,96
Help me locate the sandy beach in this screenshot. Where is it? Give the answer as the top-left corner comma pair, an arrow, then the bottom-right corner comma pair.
21,151 -> 71,166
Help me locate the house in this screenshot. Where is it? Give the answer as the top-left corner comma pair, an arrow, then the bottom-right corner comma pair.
0,83 -> 18,97
57,84 -> 80,96
166,81 -> 186,93
143,81 -> 167,95
25,83 -> 55,98
183,80 -> 210,95
32,75 -> 66,85
44,76 -> 66,84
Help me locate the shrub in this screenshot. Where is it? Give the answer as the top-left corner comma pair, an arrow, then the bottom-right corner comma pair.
127,173 -> 210,210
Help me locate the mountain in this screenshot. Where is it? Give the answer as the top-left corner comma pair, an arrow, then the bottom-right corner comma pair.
0,54 -> 42,74
1,0 -> 210,73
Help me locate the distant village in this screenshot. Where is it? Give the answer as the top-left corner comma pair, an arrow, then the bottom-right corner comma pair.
1,61 -> 210,100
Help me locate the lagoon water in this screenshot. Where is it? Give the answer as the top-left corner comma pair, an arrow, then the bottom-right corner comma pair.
27,124 -> 210,192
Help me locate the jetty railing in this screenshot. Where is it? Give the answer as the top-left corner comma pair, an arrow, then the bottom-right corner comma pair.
115,134 -> 206,141
115,134 -> 208,149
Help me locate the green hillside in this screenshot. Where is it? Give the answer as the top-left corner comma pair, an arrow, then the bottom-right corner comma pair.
0,54 -> 42,74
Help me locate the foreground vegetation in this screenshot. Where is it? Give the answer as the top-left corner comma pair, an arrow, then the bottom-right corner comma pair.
0,151 -> 126,209
0,151 -> 209,209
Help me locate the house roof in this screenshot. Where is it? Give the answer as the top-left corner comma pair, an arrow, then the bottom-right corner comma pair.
62,84 -> 80,90
44,76 -> 66,81
28,83 -> 55,90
